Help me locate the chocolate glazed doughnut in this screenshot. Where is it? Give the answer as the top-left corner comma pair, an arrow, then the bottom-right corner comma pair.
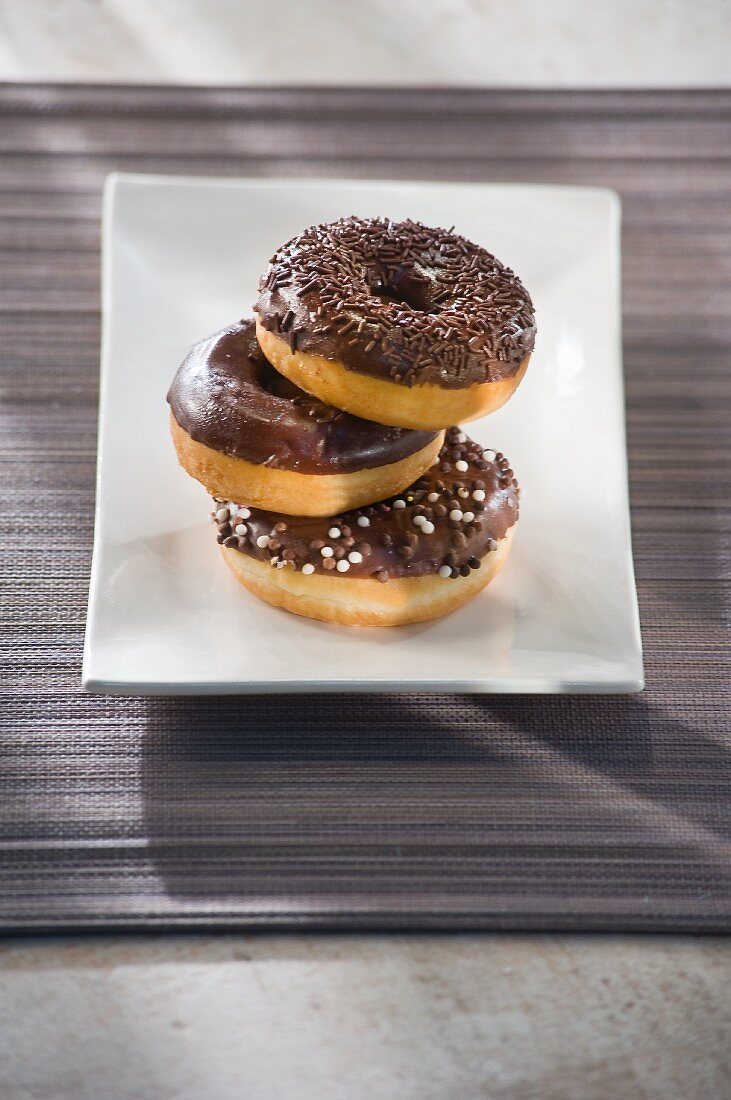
255,217 -> 535,431
167,320 -> 444,516
217,428 -> 519,627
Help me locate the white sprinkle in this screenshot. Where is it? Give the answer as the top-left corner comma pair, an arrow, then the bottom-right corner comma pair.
473,489 -> 486,502
301,563 -> 315,575
393,499 -> 406,509
485,449 -> 496,462
458,487 -> 469,498
455,460 -> 469,472
348,551 -> 363,564
427,492 -> 439,503
328,527 -> 341,539
320,546 -> 334,558
269,557 -> 279,567
413,515 -> 426,527
234,524 -> 248,536
449,509 -> 464,522
438,565 -> 452,579
462,511 -> 475,523
457,432 -> 467,443
237,507 -> 251,519
421,521 -> 435,535
256,535 -> 269,549
357,516 -> 370,527
336,559 -> 350,572
276,560 -> 287,569
215,508 -> 229,522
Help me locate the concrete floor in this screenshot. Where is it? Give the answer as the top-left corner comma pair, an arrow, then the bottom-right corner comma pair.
1,934 -> 729,1099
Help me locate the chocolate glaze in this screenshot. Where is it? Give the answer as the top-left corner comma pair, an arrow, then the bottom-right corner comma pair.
167,320 -> 437,474
255,216 -> 536,391
214,429 -> 519,580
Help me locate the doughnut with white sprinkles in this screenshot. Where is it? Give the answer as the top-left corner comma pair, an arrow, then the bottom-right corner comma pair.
213,428 -> 518,586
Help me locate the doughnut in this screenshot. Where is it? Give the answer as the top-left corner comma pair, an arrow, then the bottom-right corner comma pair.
214,428 -> 519,627
167,319 -> 443,516
254,216 -> 535,431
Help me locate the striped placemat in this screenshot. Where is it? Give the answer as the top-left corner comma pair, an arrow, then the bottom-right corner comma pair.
1,85 -> 730,931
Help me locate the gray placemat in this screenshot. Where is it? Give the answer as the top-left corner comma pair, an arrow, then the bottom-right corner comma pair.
1,85 -> 729,932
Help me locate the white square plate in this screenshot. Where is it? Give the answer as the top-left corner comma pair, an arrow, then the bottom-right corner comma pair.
83,174 -> 643,694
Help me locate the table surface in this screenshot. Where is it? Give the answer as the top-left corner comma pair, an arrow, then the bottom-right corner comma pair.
1,932 -> 729,1100
1,83 -> 731,1095
1,0 -> 730,87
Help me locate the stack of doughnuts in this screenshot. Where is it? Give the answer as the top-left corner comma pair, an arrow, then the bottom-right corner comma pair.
168,216 -> 534,626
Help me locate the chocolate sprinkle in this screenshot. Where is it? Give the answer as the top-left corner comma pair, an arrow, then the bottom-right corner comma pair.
255,217 -> 535,390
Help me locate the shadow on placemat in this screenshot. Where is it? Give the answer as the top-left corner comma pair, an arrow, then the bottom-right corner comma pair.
139,694 -> 731,928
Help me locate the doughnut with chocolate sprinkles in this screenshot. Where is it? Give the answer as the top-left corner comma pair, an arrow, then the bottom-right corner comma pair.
255,216 -> 535,431
168,319 -> 444,516
216,428 -> 519,626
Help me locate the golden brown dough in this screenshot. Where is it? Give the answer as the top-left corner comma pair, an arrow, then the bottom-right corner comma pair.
170,412 -> 444,517
256,321 -> 529,431
221,527 -> 514,627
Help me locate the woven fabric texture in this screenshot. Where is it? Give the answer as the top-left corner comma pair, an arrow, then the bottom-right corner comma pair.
1,86 -> 730,931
